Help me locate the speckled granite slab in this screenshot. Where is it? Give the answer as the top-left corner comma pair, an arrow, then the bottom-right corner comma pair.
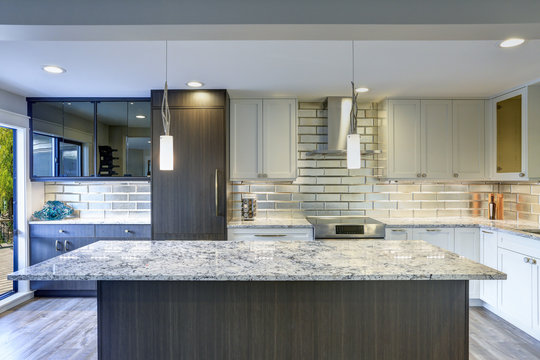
227,218 -> 312,228
377,217 -> 540,241
28,217 -> 151,225
8,240 -> 505,282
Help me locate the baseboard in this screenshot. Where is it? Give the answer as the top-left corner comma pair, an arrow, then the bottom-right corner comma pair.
469,298 -> 483,307
0,291 -> 34,314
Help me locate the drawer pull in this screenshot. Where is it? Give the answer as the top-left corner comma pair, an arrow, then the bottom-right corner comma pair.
58,229 -> 65,234
482,230 -> 494,234
391,229 -> 406,232
124,229 -> 131,234
254,234 -> 287,237
64,240 -> 71,251
55,240 -> 63,252
531,259 -> 537,265
426,229 -> 442,232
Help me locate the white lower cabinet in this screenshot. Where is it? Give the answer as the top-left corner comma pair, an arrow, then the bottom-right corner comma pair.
479,229 -> 498,307
385,228 -> 413,240
228,227 -> 313,241
454,228 -> 480,299
412,228 -> 455,251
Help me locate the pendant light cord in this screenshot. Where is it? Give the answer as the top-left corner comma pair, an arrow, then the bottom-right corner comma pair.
161,41 -> 171,136
350,40 -> 358,134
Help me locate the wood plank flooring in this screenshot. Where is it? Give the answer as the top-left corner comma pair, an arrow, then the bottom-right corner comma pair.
0,298 -> 538,360
0,247 -> 13,295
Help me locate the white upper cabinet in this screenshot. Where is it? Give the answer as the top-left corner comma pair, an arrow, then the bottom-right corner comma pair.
230,98 -> 297,181
489,85 -> 540,181
421,100 -> 453,179
452,100 -> 485,179
382,99 -> 486,180
230,99 -> 262,179
387,100 -> 422,178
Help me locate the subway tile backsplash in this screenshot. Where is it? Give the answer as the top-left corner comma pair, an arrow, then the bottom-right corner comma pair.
43,181 -> 150,219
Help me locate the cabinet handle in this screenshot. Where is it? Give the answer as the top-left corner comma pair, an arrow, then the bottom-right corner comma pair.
416,173 -> 422,178
58,229 -> 65,234
519,173 -> 526,177
531,258 -> 537,265
482,230 -> 494,234
426,229 -> 442,232
124,229 -> 131,234
254,234 -> 287,237
391,229 -> 406,232
215,169 -> 219,217
422,173 -> 427,178
453,173 -> 459,178
524,257 -> 530,263
64,240 -> 71,251
55,240 -> 63,252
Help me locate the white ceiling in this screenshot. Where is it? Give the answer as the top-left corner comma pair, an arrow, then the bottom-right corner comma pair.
1,40 -> 540,101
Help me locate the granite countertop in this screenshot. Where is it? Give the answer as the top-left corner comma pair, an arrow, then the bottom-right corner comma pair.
227,218 -> 312,228
376,216 -> 540,241
28,217 -> 151,225
8,240 -> 505,282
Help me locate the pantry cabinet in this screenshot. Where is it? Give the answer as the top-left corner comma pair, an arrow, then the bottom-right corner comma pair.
230,98 -> 297,180
382,99 -> 486,180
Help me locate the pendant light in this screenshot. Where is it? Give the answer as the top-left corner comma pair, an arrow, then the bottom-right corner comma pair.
347,40 -> 361,169
160,41 -> 173,171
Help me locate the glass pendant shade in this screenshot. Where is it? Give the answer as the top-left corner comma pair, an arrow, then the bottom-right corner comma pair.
347,134 -> 361,169
160,135 -> 174,171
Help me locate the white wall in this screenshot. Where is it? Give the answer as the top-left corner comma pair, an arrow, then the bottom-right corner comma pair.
0,89 -> 26,115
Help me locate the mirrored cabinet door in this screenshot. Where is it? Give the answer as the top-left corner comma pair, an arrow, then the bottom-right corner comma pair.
32,101 -> 94,177
96,101 -> 151,177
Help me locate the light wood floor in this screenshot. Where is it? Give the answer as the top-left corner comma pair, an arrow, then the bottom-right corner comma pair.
0,298 -> 539,360
0,247 -> 13,295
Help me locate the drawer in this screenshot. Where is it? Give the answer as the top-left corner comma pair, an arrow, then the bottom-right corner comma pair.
96,224 -> 151,239
228,227 -> 313,241
30,224 -> 95,238
498,231 -> 540,259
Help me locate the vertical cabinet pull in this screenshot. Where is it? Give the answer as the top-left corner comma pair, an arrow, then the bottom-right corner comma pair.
55,240 -> 63,252
64,240 -> 71,251
215,169 -> 219,217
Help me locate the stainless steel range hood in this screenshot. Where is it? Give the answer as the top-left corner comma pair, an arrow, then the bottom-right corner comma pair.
306,97 -> 351,156
305,96 -> 381,157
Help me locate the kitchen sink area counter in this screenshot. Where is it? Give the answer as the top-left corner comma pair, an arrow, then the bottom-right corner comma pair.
28,217 -> 151,225
227,217 -> 312,229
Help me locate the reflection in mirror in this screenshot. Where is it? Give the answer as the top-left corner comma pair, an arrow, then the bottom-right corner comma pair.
127,102 -> 151,177
96,101 -> 151,177
496,95 -> 522,173
61,102 -> 94,176
32,102 -> 64,177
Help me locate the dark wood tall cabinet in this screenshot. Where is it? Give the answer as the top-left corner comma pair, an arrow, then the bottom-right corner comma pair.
151,90 -> 229,240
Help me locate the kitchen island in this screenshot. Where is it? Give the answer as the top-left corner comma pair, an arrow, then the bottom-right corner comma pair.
9,240 -> 505,360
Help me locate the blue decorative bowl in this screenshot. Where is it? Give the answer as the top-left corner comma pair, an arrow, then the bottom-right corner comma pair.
33,201 -> 74,221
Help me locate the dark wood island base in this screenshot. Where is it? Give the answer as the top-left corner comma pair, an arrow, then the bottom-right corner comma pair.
97,280 -> 469,360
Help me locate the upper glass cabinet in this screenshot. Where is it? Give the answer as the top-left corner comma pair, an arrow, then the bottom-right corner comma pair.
29,99 -> 151,180
496,94 -> 522,174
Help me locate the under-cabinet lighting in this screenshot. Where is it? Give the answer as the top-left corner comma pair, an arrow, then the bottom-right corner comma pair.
499,38 -> 525,48
135,115 -> 146,119
160,135 -> 174,171
355,87 -> 369,93
42,65 -> 66,74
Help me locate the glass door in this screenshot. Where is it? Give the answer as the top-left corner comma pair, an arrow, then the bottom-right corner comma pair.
0,126 -> 15,298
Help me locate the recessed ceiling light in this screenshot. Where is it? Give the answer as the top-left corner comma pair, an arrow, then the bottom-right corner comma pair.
499,38 -> 525,48
136,115 -> 146,119
130,102 -> 134,105
42,65 -> 66,74
186,81 -> 204,88
355,87 -> 370,93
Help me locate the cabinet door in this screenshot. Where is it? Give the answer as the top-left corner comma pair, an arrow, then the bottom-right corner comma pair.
492,88 -> 527,181
412,228 -> 455,251
499,248 -> 533,330
453,100 -> 485,179
230,99 -> 262,180
30,237 -> 63,265
454,228 -> 480,298
262,99 -> 297,179
421,100 -> 453,179
387,100 -> 421,178
385,228 -> 413,240
480,229 -> 498,307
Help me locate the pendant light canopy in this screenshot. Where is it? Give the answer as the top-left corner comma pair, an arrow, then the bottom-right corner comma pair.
160,41 -> 173,171
347,41 -> 361,169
